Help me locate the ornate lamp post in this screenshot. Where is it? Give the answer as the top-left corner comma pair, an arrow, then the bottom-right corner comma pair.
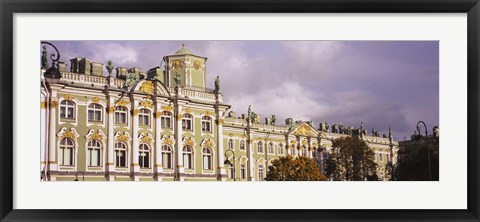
40,41 -> 62,79
416,121 -> 432,181
224,149 -> 236,181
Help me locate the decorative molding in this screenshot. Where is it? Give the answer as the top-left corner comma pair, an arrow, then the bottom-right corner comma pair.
201,138 -> 215,149
114,131 -> 132,143
217,118 -> 224,125
161,105 -> 174,112
92,97 -> 100,103
154,112 -> 162,118
139,81 -> 154,94
107,106 -> 115,114
50,100 -> 58,108
138,133 -> 154,144
193,60 -> 202,70
64,94 -> 74,101
202,110 -> 214,117
161,135 -> 175,146
177,114 -> 183,119
132,109 -> 139,116
85,129 -> 106,142
293,123 -> 317,137
116,100 -> 130,107
184,107 -> 192,114
183,137 -> 197,147
57,127 -> 80,141
139,100 -> 153,108
41,101 -> 47,109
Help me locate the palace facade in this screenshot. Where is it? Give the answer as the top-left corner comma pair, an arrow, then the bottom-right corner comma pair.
40,44 -> 398,181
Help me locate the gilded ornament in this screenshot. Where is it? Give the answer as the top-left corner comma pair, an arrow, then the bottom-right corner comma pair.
203,110 -> 214,116
164,138 -> 173,145
117,100 -> 129,106
204,140 -> 214,148
294,124 -> 316,137
50,101 -> 58,108
184,107 -> 192,113
90,133 -> 103,141
177,114 -> 183,119
171,59 -> 183,70
107,106 -> 115,113
240,134 -> 246,139
63,130 -> 75,140
217,119 -> 224,125
64,94 -> 74,101
185,138 -> 195,146
132,109 -> 139,116
193,61 -> 202,70
139,100 -> 153,108
40,101 -> 47,109
302,140 -> 308,146
92,97 -> 100,103
141,136 -> 152,144
116,134 -> 129,143
145,95 -> 152,100
162,105 -> 174,112
154,112 -> 162,118
139,81 -> 154,94
228,133 -> 234,137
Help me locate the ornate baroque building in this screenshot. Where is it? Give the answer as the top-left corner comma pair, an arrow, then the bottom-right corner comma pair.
40,44 -> 399,181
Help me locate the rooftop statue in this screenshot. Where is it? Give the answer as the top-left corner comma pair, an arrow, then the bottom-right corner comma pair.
106,60 -> 114,77
41,46 -> 48,69
124,72 -> 139,90
173,73 -> 181,87
215,75 -> 220,93
271,115 -> 276,125
247,105 -> 252,119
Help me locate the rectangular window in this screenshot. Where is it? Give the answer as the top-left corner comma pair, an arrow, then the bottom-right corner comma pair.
182,119 -> 192,130
89,149 -> 100,166
115,112 -> 127,124
88,110 -> 102,122
241,165 -> 246,179
115,150 -> 126,167
161,116 -> 171,128
139,115 -> 149,126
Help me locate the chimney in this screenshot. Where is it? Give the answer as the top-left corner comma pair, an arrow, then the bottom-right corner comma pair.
255,114 -> 260,124
70,57 -> 81,73
285,118 -> 293,126
147,67 -> 162,80
116,67 -> 127,79
90,62 -> 104,76
228,111 -> 235,118
79,58 -> 91,75
265,117 -> 271,125
58,61 -> 67,73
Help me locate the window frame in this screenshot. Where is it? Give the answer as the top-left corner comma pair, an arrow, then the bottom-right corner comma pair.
202,147 -> 213,170
59,138 -> 75,166
138,108 -> 151,126
87,103 -> 103,122
162,145 -> 173,169
183,146 -> 194,170
182,113 -> 193,131
60,100 -> 76,120
201,116 -> 212,132
139,143 -> 151,169
87,139 -> 102,167
114,142 -> 127,168
257,141 -> 264,154
160,111 -> 172,128
114,106 -> 128,125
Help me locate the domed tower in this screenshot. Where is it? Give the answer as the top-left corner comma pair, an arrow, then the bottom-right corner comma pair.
163,44 -> 208,89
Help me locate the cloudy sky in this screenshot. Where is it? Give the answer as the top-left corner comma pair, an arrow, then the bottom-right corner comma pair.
47,40 -> 439,140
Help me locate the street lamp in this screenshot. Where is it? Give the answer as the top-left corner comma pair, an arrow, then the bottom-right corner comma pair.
416,121 -> 432,181
224,149 -> 236,181
264,132 -> 272,181
74,171 -> 85,181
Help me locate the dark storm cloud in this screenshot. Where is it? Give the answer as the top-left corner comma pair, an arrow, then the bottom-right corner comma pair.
47,40 -> 439,140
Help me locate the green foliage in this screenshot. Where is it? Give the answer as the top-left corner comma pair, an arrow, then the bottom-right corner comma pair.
266,155 -> 327,181
324,137 -> 378,181
392,139 -> 439,181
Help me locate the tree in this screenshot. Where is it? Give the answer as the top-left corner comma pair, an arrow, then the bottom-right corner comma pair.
324,137 -> 378,181
392,140 -> 439,181
266,155 -> 327,181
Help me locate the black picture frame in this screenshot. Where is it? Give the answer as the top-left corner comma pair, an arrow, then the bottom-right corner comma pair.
1,0 -> 479,221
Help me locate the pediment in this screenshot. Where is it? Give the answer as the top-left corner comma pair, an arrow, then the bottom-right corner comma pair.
132,80 -> 171,97
290,123 -> 318,137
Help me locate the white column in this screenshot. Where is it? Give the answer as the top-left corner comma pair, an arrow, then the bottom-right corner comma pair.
106,100 -> 115,181
154,106 -> 163,180
48,99 -> 58,173
248,131 -> 255,181
40,100 -> 47,177
131,108 -> 140,181
216,115 -> 226,181
176,105 -> 184,181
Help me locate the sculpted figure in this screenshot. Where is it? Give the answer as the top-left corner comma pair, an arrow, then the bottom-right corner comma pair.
41,46 -> 48,69
214,75 -> 220,92
106,60 -> 114,77
271,115 -> 276,125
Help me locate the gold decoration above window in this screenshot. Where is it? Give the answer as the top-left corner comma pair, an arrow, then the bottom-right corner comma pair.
92,97 -> 100,103
154,112 -> 162,118
132,109 -> 139,116
90,133 -> 103,141
162,105 -> 174,112
177,114 -> 183,119
117,100 -> 129,107
116,134 -> 130,143
185,138 -> 195,147
228,133 -> 234,137
140,136 -> 152,144
202,110 -> 214,116
184,107 -> 192,113
145,95 -> 152,100
302,139 -> 308,146
240,134 -> 246,139
163,137 -> 173,145
50,101 -> 58,108
64,94 -> 74,101
63,131 -> 75,140
193,61 -> 202,70
217,118 -> 224,125
41,101 -> 47,109
204,140 -> 214,148
139,81 -> 154,94
139,100 -> 153,108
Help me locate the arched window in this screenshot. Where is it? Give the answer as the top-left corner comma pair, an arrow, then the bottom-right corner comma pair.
59,138 -> 74,166
161,111 -> 172,128
183,146 -> 193,170
201,116 -> 212,132
257,141 -> 264,153
87,139 -> 102,167
240,163 -> 246,179
278,143 -> 284,155
139,144 -> 150,168
182,114 -> 193,131
240,140 -> 246,150
115,106 -> 128,124
115,142 -> 127,167
268,143 -> 274,154
139,109 -> 150,126
258,164 -> 265,181
60,100 -> 75,119
162,145 -> 172,169
87,103 -> 103,122
228,139 -> 234,150
202,148 -> 213,170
